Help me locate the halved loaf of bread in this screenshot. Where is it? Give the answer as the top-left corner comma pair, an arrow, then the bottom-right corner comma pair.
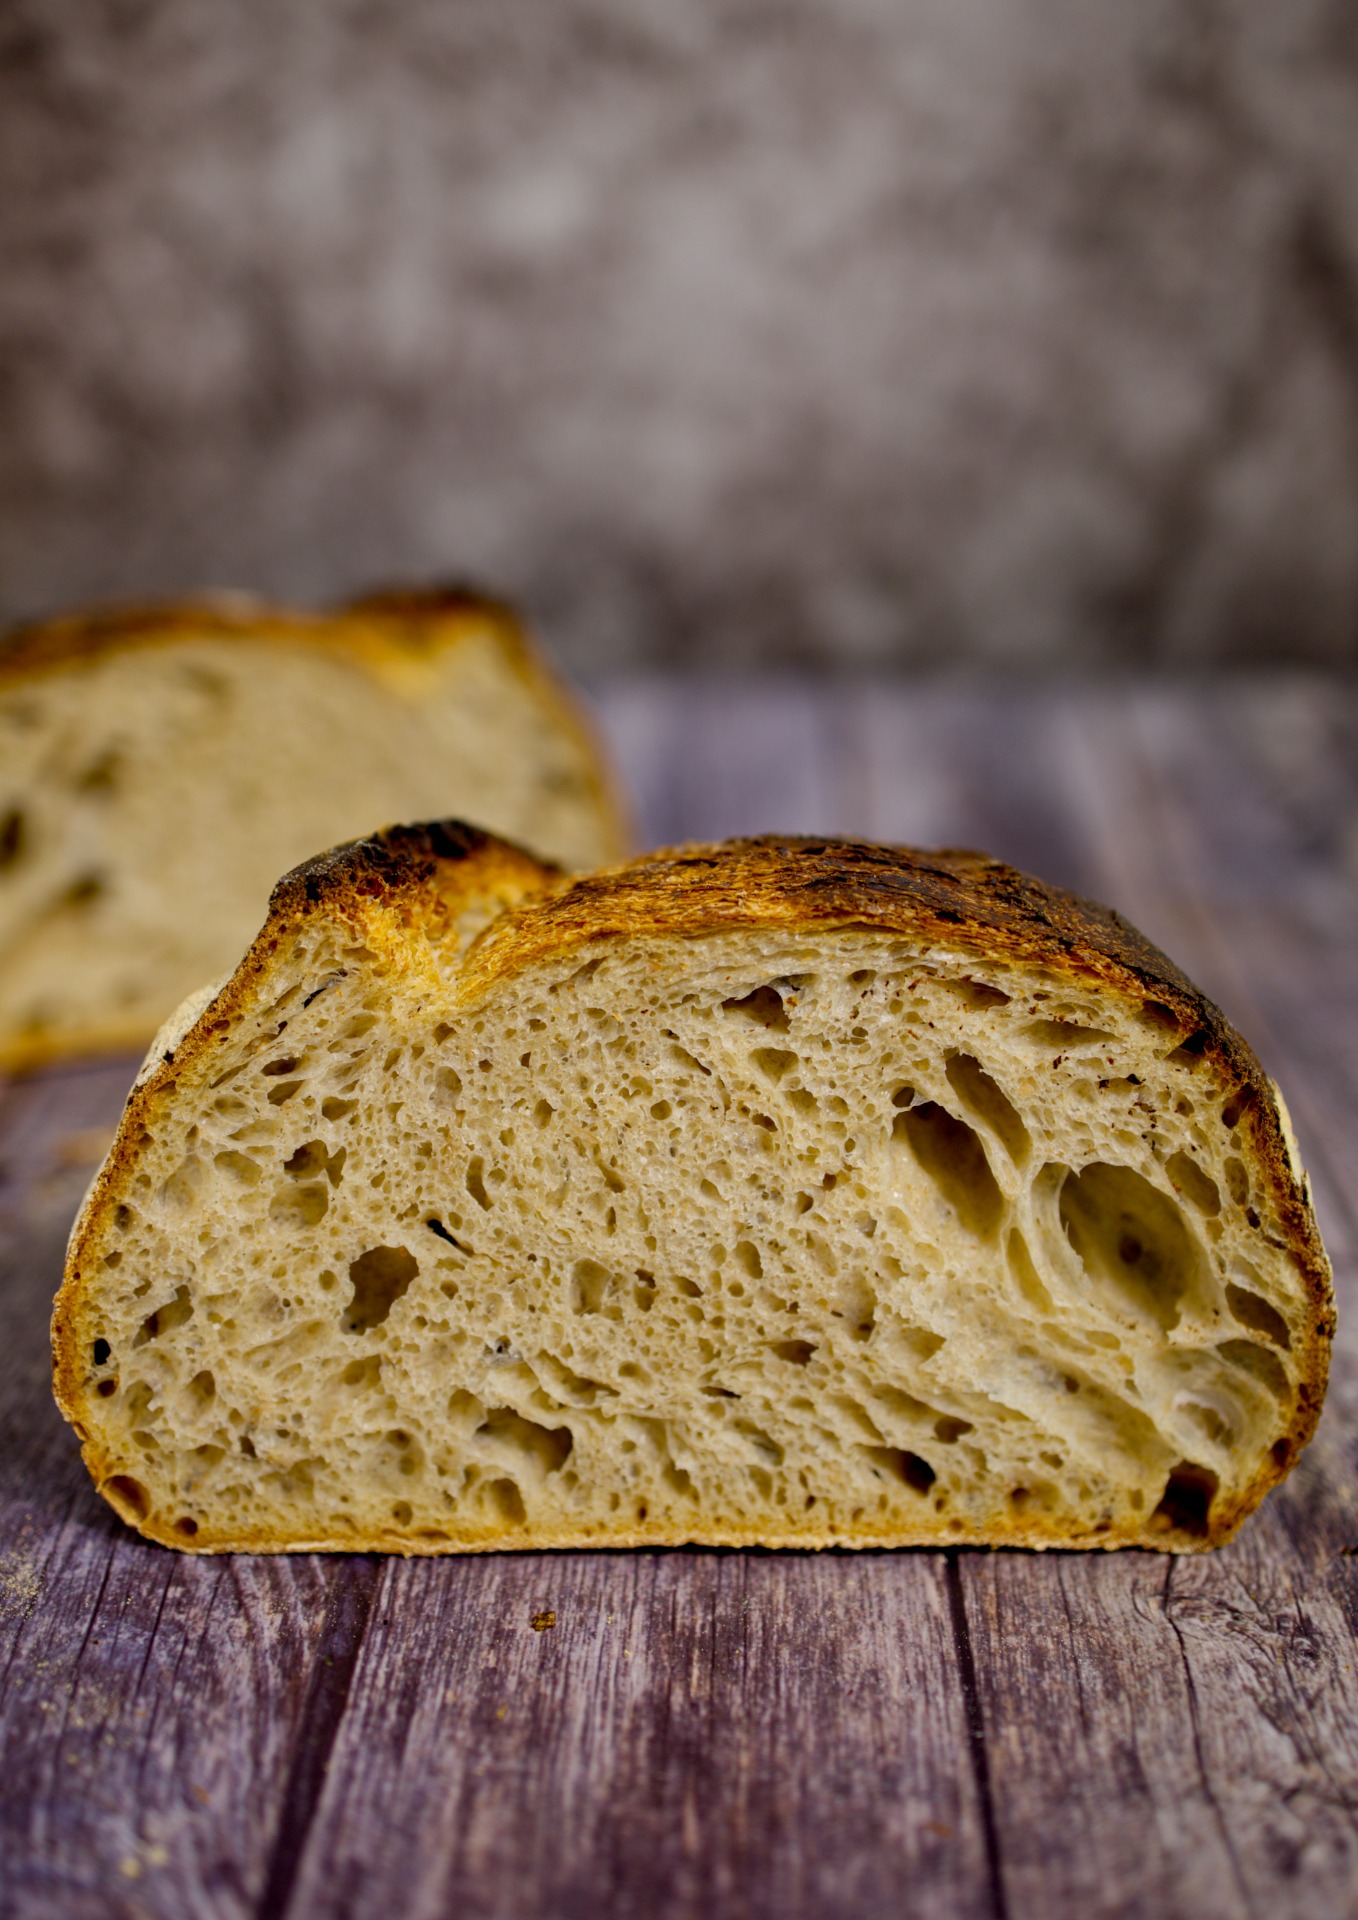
54,827 -> 1332,1553
0,589 -> 625,1070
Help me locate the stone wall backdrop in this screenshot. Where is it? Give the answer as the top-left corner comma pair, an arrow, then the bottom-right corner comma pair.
2,1 -> 1357,669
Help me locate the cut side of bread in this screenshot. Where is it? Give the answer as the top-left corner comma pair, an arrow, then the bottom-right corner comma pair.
54,828 -> 1333,1554
0,588 -> 625,1070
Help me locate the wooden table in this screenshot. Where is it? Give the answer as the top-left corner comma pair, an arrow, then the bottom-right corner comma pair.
2,677 -> 1356,1920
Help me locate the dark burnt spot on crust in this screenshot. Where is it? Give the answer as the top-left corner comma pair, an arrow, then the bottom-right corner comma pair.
272,820 -> 557,915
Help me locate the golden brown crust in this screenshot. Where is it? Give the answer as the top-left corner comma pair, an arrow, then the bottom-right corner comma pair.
54,826 -> 1334,1553
2,582 -> 519,682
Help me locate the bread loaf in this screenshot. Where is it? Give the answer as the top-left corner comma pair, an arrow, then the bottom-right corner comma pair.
53,827 -> 1332,1553
0,589 -> 624,1070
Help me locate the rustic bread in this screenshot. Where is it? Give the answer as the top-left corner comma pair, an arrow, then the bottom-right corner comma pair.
54,828 -> 1332,1553
0,589 -> 625,1071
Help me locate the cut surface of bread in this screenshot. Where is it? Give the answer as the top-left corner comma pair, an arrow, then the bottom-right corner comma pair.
54,828 -> 1333,1554
0,589 -> 625,1070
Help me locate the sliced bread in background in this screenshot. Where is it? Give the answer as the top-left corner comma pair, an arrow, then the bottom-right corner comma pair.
0,588 -> 626,1070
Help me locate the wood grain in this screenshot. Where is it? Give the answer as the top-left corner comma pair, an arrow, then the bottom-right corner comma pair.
280,1551 -> 994,1920
2,676 -> 1357,1919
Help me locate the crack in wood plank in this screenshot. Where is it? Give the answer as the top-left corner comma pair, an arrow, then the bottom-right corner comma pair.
257,1559 -> 385,1920
1160,1558 -> 1262,1920
946,1551 -> 1010,1920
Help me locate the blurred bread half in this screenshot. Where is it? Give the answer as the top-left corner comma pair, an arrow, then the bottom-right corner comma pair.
0,587 -> 626,1070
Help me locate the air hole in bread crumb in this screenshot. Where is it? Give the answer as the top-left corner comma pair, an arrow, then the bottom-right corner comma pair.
1059,1163 -> 1200,1332
772,1339 -> 816,1365
934,1416 -> 973,1443
271,1182 -> 329,1228
92,1338 -> 111,1366
1166,1030 -> 1209,1064
894,1103 -> 1003,1239
865,1447 -> 936,1493
267,1080 -> 304,1106
187,1369 -> 215,1408
1217,1339 -> 1290,1401
96,1379 -> 117,1397
954,978 -> 1011,1009
722,985 -> 790,1031
104,1475 -> 150,1521
0,808 -> 25,867
572,1259 -> 619,1316
214,1149 -> 261,1186
1024,1019 -> 1115,1050
487,1478 -> 527,1524
321,1097 -> 358,1122
1005,1228 -> 1053,1314
284,1140 -> 347,1186
465,1158 -> 492,1209
1225,1283 -> 1291,1349
133,1284 -> 193,1347
1165,1151 -> 1221,1215
64,872 -> 104,907
946,1054 -> 1030,1165
1153,1461 -> 1217,1537
345,1246 -> 419,1332
175,1517 -> 199,1538
477,1408 -> 574,1474
427,1218 -> 471,1254
1218,1161 -> 1250,1211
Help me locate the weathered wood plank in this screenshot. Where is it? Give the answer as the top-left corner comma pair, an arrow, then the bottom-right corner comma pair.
277,1549 -> 997,1920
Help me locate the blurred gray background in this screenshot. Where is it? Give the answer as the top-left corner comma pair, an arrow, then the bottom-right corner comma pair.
2,0 -> 1357,670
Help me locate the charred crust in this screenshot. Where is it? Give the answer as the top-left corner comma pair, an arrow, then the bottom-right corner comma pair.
270,820 -> 559,918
